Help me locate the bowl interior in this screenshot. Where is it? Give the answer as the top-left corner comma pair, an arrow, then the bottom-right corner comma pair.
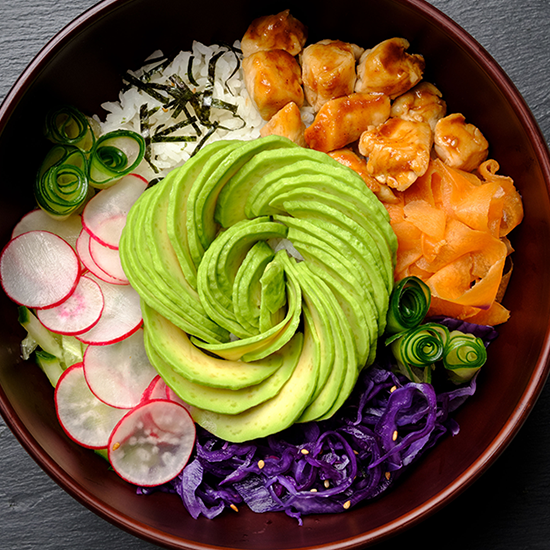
1,0 -> 550,548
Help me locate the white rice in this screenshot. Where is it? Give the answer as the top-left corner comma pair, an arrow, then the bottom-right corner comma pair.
94,41 -> 266,181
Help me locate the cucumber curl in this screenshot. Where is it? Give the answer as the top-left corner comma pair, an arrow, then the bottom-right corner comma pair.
37,107 -> 146,218
44,105 -> 96,153
385,276 -> 489,384
386,322 -> 449,384
88,129 -> 146,188
443,330 -> 487,384
34,145 -> 90,219
386,276 -> 431,334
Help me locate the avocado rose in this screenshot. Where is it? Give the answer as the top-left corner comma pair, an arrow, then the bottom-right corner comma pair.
119,135 -> 397,442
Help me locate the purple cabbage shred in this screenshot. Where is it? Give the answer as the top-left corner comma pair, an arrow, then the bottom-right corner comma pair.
137,317 -> 495,524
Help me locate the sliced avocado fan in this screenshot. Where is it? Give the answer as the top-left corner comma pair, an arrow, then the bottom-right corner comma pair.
119,136 -> 396,442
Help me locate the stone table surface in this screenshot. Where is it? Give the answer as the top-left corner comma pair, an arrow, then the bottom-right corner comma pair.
0,0 -> 549,549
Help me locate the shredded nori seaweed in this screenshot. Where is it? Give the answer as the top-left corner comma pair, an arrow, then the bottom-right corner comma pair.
124,44 -> 246,162
187,56 -> 200,87
191,123 -> 221,157
153,117 -> 198,141
139,104 -> 159,174
124,72 -> 171,104
140,56 -> 171,83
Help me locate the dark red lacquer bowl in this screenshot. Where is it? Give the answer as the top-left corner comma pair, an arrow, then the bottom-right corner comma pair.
1,0 -> 549,548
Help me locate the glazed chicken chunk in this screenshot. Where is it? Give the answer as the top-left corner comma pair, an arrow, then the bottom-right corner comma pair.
328,148 -> 398,203
242,49 -> 304,121
355,37 -> 425,99
241,10 -> 308,58
304,92 -> 390,153
433,113 -> 489,172
301,39 -> 363,112
358,117 -> 433,191
260,101 -> 307,146
390,81 -> 447,130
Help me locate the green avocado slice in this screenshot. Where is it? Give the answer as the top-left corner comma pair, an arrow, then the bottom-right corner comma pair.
195,217 -> 287,338
283,257 -> 335,402
276,205 -> 389,336
120,187 -> 228,344
185,141 -> 246,267
278,217 -> 376,366
245,159 -> 390,225
134,187 -> 228,342
143,171 -> 200,298
247,169 -> 397,277
142,301 -> 283,390
291,262 -> 354,422
145,330 -> 303,415
315,301 -> 359,422
166,139 -> 240,288
186,135 -> 296,267
192,250 -> 302,362
293,265 -> 364,421
215,219 -> 287,308
313,298 -> 359,420
215,146 -> 336,228
189,308 -> 319,443
259,254 -> 287,333
232,241 -> 275,334
270,186 -> 396,291
195,217 -> 265,338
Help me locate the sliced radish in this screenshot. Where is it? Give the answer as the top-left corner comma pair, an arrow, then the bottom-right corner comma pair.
83,328 -> 158,409
88,236 -> 129,283
12,209 -> 83,250
76,229 -> 128,285
36,274 -> 105,335
108,399 -> 196,486
142,375 -> 169,402
76,274 -> 142,345
0,230 -> 80,309
165,386 -> 191,410
82,173 -> 148,249
55,363 -> 130,449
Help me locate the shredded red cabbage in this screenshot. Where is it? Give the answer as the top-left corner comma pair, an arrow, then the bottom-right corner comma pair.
138,317 -> 494,524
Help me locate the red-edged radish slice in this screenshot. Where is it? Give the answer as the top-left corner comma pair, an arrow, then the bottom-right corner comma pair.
88,236 -> 129,283
12,209 -> 83,250
76,229 -> 128,285
82,173 -> 148,249
55,363 -> 130,449
36,274 -> 105,335
83,328 -> 158,409
76,274 -> 142,345
0,230 -> 80,309
142,375 -> 169,402
108,399 -> 196,486
165,386 -> 191,410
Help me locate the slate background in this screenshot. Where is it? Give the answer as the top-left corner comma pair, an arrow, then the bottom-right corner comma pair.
0,0 -> 549,549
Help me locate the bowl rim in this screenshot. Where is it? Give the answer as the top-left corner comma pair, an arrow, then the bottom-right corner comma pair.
1,0 -> 550,548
